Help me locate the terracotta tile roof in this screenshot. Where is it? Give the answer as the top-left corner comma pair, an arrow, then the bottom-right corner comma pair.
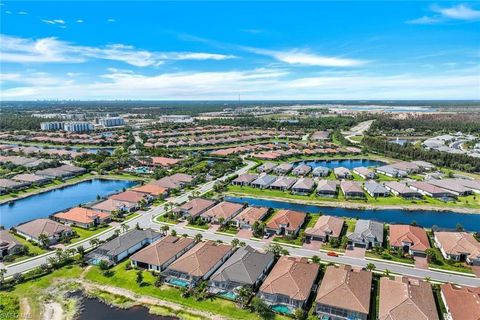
389,224 -> 430,252
53,207 -> 110,224
234,206 -> 269,225
435,232 -> 480,260
260,256 -> 319,301
166,241 -> 232,277
201,201 -> 244,221
305,215 -> 344,238
441,283 -> 480,320
132,184 -> 168,196
266,209 -> 306,232
16,218 -> 72,238
91,199 -> 136,212
151,157 -> 180,166
130,235 -> 194,267
316,265 -> 372,314
175,198 -> 216,218
110,190 -> 147,203
379,277 -> 438,320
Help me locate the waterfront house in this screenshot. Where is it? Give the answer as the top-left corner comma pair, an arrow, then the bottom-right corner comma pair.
0,179 -> 30,193
233,206 -> 270,229
55,164 -> 87,175
375,165 -> 408,178
130,235 -> 195,272
333,167 -> 352,179
315,265 -> 372,320
86,229 -> 161,266
152,173 -> 193,190
363,180 -> 390,197
90,198 -> 137,214
12,173 -> 52,185
353,167 -> 376,179
291,178 -> 315,194
15,218 -> 73,245
389,224 -> 430,257
347,219 -> 384,249
316,180 -> 338,197
411,160 -> 435,171
162,241 -> 234,288
340,180 -> 365,199
312,166 -> 330,177
150,156 -> 180,167
257,162 -> 277,173
292,164 -> 312,176
384,181 -> 422,199
425,179 -> 472,196
409,181 -> 456,200
434,231 -> 480,265
35,167 -> 77,179
274,163 -> 293,175
132,184 -> 168,198
53,207 -> 111,229
258,256 -> 320,311
441,283 -> 480,320
379,277 -> 438,320
305,215 -> 344,242
390,161 -> 420,174
200,201 -> 244,224
0,230 -> 23,259
110,190 -> 152,205
231,173 -> 258,186
209,245 -> 275,296
270,176 -> 296,191
173,198 -> 216,219
265,209 -> 306,236
450,178 -> 480,193
251,174 -> 277,189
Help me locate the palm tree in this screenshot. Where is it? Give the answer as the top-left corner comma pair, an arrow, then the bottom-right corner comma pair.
171,229 -> 177,237
161,225 -> 170,235
231,238 -> 240,248
383,269 -> 391,277
38,233 -> 50,248
235,285 -> 252,308
311,255 -> 321,264
194,233 -> 203,243
89,238 -> 100,248
366,263 -> 376,271
114,229 -> 121,237
121,224 -> 130,233
424,276 -> 432,283
0,268 -> 6,287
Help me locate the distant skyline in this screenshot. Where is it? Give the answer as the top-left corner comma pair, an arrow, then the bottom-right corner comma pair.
1,1 -> 479,100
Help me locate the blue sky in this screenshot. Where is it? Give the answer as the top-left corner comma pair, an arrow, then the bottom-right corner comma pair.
1,1 -> 479,100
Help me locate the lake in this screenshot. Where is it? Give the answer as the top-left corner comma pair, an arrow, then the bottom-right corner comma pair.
225,196 -> 480,231
292,159 -> 385,170
0,179 -> 137,228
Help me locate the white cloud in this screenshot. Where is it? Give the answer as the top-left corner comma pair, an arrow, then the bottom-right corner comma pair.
107,18 -> 115,23
406,16 -> 441,25
18,11 -> 28,15
41,19 -> 66,26
0,34 -> 236,66
76,19 -> 84,23
5,10 -> 12,14
434,4 -> 480,20
245,47 -> 366,67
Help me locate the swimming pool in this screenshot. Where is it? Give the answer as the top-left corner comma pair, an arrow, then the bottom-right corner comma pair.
218,291 -> 237,300
167,278 -> 190,287
271,304 -> 293,315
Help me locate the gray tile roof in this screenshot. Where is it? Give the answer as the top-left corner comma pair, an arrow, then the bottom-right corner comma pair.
251,174 -> 277,186
89,229 -> 161,258
348,219 -> 384,243
364,180 -> 389,194
210,246 -> 274,285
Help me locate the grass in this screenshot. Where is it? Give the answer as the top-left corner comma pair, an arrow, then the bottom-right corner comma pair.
155,215 -> 179,225
71,225 -> 112,243
365,251 -> 415,265
428,247 -> 473,274
3,233 -> 50,264
217,224 -> 239,235
345,218 -> 357,232
84,261 -> 276,320
186,223 -> 209,230
0,292 -> 20,319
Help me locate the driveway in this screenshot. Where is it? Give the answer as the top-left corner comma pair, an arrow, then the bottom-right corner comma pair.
237,229 -> 253,239
302,240 -> 323,251
208,224 -> 221,232
345,247 -> 366,258
414,256 -> 429,270
471,266 -> 480,278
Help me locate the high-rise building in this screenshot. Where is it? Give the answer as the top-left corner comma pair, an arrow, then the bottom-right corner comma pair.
40,122 -> 64,131
63,122 -> 94,132
98,117 -> 125,127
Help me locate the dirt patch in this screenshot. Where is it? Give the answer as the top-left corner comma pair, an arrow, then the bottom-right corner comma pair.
43,302 -> 63,320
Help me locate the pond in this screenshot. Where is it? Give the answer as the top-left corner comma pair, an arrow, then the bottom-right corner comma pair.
225,196 -> 480,231
292,158 -> 385,170
0,179 -> 137,228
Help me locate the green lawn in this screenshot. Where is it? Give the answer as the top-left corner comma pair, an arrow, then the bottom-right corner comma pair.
365,251 -> 415,265
427,247 -> 473,274
345,218 -> 357,232
85,261 -> 281,320
3,233 -> 50,264
186,223 -> 209,230
155,215 -> 179,224
71,225 -> 112,243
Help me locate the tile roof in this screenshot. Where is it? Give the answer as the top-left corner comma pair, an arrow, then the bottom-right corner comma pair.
316,265 -> 372,314
132,184 -> 168,196
234,206 -> 269,225
316,180 -> 338,192
130,235 -> 194,267
305,215 -> 344,238
435,232 -> 480,260
110,190 -> 147,203
340,180 -> 363,194
53,207 -> 110,224
176,198 -> 216,218
389,224 -> 430,252
292,178 -> 315,190
151,157 -> 180,166
201,201 -> 244,221
0,230 -> 21,251
260,256 -> 319,301
90,229 -> 161,257
232,173 -> 258,184
348,219 -> 384,243
91,198 -> 136,212
266,209 -> 306,232
364,180 -> 389,194
440,283 -> 480,320
270,176 -> 297,188
16,218 -> 72,238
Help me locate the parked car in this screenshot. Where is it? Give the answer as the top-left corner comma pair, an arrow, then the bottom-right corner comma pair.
327,251 -> 338,257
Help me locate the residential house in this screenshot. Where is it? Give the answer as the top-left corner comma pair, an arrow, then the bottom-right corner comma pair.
0,179 -> 29,193
364,180 -> 390,197
209,245 -> 275,296
450,178 -> 480,194
305,215 -> 344,242
270,176 -> 296,191
53,207 -> 111,229
110,190 -> 152,205
347,219 -> 384,249
259,256 -> 320,311
379,277 -> 438,320
384,181 -> 422,199
291,178 -> 315,194
315,265 -> 372,320
409,181 -> 456,200
35,167 -> 77,179
162,241 -> 234,288
292,164 -> 312,176
132,184 -> 168,198
12,173 -> 51,185
340,180 -> 365,199
173,198 -> 216,219
389,224 -> 430,257
312,166 -> 330,177
316,180 -> 338,198
153,173 -> 193,190
441,283 -> 480,320
0,230 -> 23,259
257,162 -> 277,173
412,161 -> 435,171
311,131 -> 330,141
434,231 -> 480,265
334,167 -> 352,179
55,164 -> 87,175
425,179 -> 472,196
231,173 -> 258,186
251,174 -> 277,189
15,218 -> 73,245
130,235 -> 195,272
233,206 -> 270,229
86,229 -> 161,266
90,198 -> 137,214
274,163 -> 293,175
376,165 -> 408,178
265,209 -> 306,236
200,201 -> 245,224
353,166 -> 375,179
150,156 -> 180,167
390,161 -> 420,174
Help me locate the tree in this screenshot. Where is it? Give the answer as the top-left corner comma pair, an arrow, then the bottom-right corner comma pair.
121,224 -> 130,233
293,308 -> 305,320
366,263 -> 376,271
136,270 -> 144,286
182,233 -> 188,238
38,233 -> 50,248
252,221 -> 265,238
250,296 -> 273,319
424,276 -> 432,283
239,241 -> 246,247
89,238 -> 100,248
264,243 -> 289,258
171,229 -> 177,237
98,260 -> 109,272
0,269 -> 6,288
231,238 -> 240,248
425,248 -> 438,263
114,229 -> 121,237
235,285 -> 252,308
383,269 -> 391,277
161,225 -> 170,235
194,233 -> 203,243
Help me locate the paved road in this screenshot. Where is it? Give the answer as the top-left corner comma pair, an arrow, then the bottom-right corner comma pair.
3,160 -> 256,277
343,120 -> 374,144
